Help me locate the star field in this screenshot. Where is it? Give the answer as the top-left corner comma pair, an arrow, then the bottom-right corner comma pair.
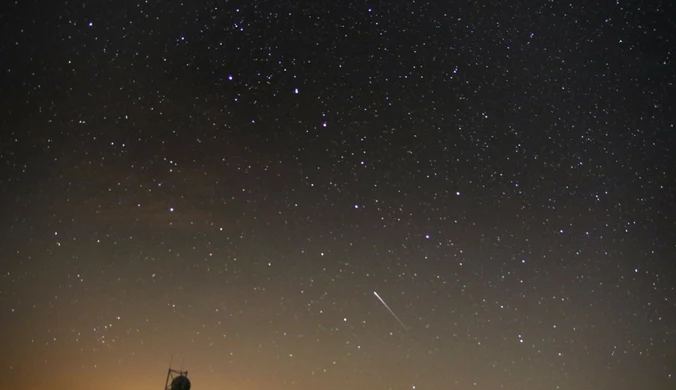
1,1 -> 675,389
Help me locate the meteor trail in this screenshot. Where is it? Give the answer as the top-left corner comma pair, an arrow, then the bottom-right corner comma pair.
373,291 -> 408,331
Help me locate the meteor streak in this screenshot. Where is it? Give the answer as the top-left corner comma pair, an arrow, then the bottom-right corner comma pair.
373,291 -> 408,330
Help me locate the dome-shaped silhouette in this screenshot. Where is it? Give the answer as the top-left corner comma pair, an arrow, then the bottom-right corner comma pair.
171,375 -> 191,390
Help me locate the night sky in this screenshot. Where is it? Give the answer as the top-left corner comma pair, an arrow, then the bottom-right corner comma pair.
1,1 -> 675,389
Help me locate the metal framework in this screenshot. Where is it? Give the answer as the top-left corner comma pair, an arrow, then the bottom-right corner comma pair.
164,368 -> 189,390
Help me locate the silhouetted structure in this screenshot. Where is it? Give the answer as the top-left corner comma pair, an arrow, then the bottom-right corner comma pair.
164,368 -> 190,390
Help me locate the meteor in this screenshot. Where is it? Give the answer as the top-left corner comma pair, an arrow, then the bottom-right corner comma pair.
373,291 -> 408,331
